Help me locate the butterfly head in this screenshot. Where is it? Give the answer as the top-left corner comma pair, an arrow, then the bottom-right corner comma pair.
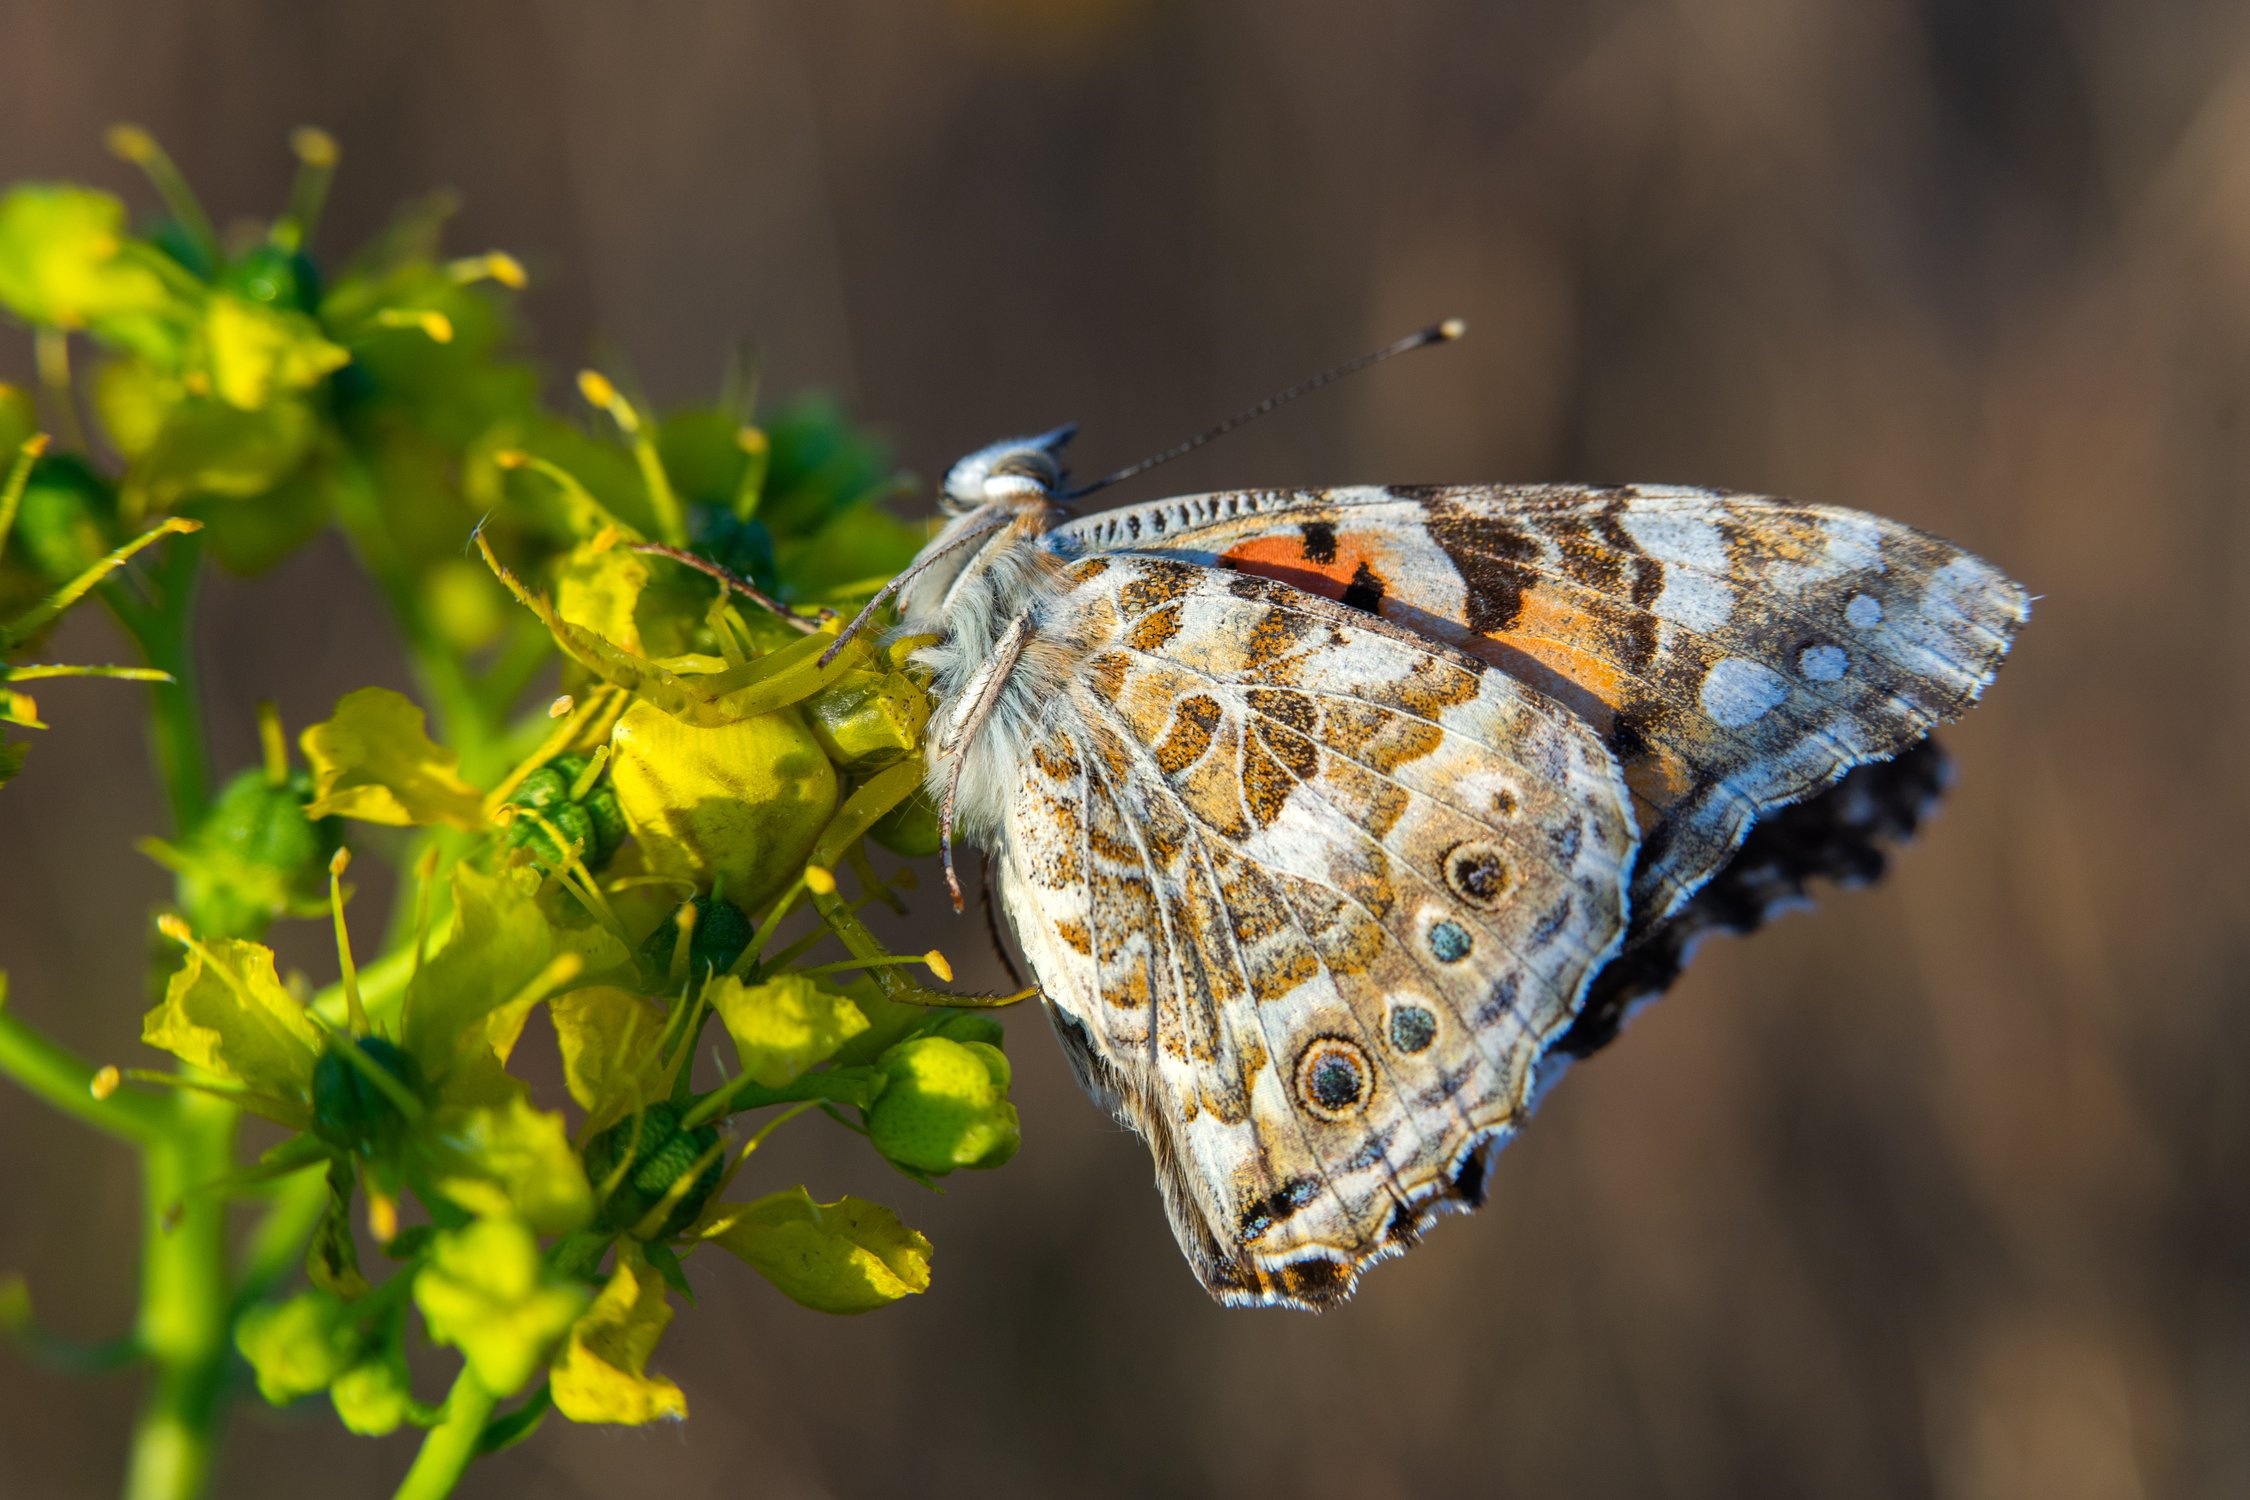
939,424 -> 1077,515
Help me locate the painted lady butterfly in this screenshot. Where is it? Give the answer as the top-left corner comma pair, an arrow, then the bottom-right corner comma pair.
848,328 -> 2028,1308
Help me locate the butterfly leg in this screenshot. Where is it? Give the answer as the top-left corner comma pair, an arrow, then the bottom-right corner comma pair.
938,610 -> 1037,910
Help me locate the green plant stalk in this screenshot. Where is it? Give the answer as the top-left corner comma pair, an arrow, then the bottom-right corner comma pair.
111,539 -> 236,1500
131,536 -> 214,833
123,1091 -> 236,1500
392,1369 -> 498,1500
0,1005 -> 167,1143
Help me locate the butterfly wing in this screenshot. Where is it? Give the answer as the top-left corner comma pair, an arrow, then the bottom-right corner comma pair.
1058,485 -> 2029,941
990,555 -> 1636,1305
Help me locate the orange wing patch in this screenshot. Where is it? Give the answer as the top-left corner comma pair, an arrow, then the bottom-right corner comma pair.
1221,520 -> 1394,615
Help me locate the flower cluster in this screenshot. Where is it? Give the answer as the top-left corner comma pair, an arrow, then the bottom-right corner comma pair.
0,128 -> 1012,1498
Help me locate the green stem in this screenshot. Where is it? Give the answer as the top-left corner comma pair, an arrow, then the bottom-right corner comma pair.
102,534 -> 235,1500
108,534 -> 212,834
123,1091 -> 236,1500
0,1003 -> 167,1144
392,1369 -> 498,1500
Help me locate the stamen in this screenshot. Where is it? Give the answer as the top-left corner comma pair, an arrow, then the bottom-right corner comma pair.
0,436 -> 49,556
105,124 -> 217,262
372,308 -> 453,343
578,371 -> 684,545
274,127 -> 339,252
32,330 -> 89,456
548,694 -> 574,719
732,426 -> 769,518
89,1066 -> 120,1100
565,745 -> 609,802
256,701 -> 289,786
328,849 -> 368,1035
667,900 -> 699,988
4,518 -> 200,650
366,1188 -> 398,1243
446,252 -> 526,289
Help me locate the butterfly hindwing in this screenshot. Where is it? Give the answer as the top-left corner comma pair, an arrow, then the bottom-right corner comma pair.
992,555 -> 1637,1305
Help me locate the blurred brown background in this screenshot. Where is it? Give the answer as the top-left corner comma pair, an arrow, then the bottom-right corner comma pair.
3,0 -> 2246,1496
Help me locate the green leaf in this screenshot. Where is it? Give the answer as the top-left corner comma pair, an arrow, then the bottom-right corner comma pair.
140,935 -> 318,1103
0,186 -> 173,331
330,1344 -> 416,1437
709,972 -> 869,1089
605,699 -> 839,911
551,985 -> 668,1133
413,1219 -> 589,1398
549,1255 -> 686,1425
234,1290 -> 361,1406
89,354 -> 175,458
695,1187 -> 931,1315
401,862 -> 558,1091
201,292 -> 348,409
125,394 -> 319,511
307,1159 -> 370,1299
300,686 -> 487,829
475,1381 -> 553,1454
415,1097 -> 593,1233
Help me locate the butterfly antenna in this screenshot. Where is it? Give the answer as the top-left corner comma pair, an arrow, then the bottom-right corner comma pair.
1060,317 -> 1466,502
818,507 -> 1011,666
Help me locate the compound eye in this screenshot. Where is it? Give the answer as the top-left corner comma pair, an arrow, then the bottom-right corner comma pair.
943,431 -> 1074,509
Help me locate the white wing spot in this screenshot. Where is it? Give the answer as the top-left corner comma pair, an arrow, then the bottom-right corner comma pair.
1798,643 -> 1848,682
1845,593 -> 1883,630
1700,656 -> 1790,727
1652,570 -> 1733,632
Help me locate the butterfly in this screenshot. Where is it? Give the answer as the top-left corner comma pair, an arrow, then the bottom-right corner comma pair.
839,328 -> 2028,1308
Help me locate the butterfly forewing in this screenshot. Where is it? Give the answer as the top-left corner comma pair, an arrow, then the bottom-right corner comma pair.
1061,484 -> 2030,933
993,555 -> 1636,1305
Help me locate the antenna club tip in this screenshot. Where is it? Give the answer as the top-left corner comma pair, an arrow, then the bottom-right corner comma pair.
1436,317 -> 1468,341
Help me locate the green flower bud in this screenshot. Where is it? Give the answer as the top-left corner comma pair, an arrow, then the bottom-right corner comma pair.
866,1036 -> 1019,1175
581,1100 -> 725,1240
635,894 -> 753,984
501,752 -> 627,872
607,700 -> 838,909
505,797 -> 595,872
582,781 -> 628,861
234,1291 -> 362,1407
223,243 -> 322,314
8,452 -> 117,583
508,764 -> 572,811
175,767 -> 346,938
801,669 -> 930,772
926,1012 -> 1006,1049
868,788 -> 942,858
311,1035 -> 423,1159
